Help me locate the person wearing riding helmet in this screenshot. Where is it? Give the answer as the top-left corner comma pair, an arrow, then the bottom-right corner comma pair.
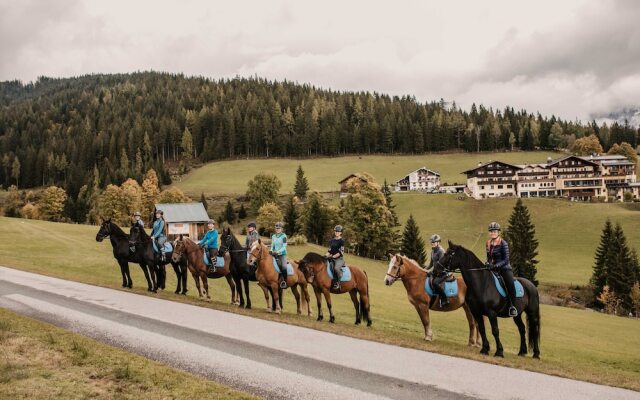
270,222 -> 288,288
427,234 -> 450,307
200,219 -> 219,274
245,222 -> 259,272
326,225 -> 345,291
486,222 -> 518,317
150,209 -> 167,261
131,211 -> 144,228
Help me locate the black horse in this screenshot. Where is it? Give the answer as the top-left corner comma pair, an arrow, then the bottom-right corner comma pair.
129,224 -> 188,294
220,227 -> 256,309
438,241 -> 541,359
95,219 -> 156,291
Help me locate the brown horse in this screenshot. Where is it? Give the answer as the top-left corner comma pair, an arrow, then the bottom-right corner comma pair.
172,236 -> 237,303
297,252 -> 371,326
384,254 -> 480,345
247,239 -> 311,315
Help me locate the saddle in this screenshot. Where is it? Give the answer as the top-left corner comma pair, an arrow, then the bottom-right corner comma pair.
325,263 -> 352,282
152,241 -> 173,254
272,258 -> 294,276
425,277 -> 458,298
203,252 -> 225,268
492,273 -> 525,298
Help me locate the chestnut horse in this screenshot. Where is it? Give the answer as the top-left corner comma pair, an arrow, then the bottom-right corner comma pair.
172,236 -> 236,303
297,252 -> 371,326
247,239 -> 311,315
384,254 -> 480,345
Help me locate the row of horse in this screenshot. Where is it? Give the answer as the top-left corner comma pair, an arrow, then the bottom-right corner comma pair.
96,219 -> 540,358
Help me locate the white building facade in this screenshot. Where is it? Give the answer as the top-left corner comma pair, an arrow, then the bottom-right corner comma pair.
394,167 -> 441,192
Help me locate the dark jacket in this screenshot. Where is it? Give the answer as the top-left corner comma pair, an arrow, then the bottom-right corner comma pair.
428,245 -> 445,270
327,238 -> 345,258
486,238 -> 511,270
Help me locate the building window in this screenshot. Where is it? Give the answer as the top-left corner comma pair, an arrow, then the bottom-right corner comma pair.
498,185 -> 503,189
480,185 -> 485,189
507,185 -> 512,188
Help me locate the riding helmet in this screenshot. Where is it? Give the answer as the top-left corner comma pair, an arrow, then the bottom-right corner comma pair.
275,222 -> 284,228
156,209 -> 164,215
488,222 -> 501,231
334,225 -> 343,232
133,211 -> 141,217
247,221 -> 257,228
430,234 -> 441,243
208,219 -> 215,225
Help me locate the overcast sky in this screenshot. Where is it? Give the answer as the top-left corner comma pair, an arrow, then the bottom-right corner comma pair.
1,0 -> 639,121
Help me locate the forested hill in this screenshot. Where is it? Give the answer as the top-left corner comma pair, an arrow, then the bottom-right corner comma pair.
0,72 -> 637,196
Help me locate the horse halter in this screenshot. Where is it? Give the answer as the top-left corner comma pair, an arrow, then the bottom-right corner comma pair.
248,243 -> 263,263
385,256 -> 403,281
97,222 -> 112,239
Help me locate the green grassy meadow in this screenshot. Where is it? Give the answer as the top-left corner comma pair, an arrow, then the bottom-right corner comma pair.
0,217 -> 638,391
176,151 -> 562,195
0,309 -> 258,399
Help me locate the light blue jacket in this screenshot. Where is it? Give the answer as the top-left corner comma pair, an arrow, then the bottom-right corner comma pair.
200,229 -> 219,249
151,219 -> 165,238
271,233 -> 288,255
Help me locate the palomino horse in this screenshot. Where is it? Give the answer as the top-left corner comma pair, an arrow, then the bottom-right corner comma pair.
95,219 -> 156,291
298,252 -> 371,326
438,242 -> 541,358
171,236 -> 236,303
384,254 -> 480,345
247,239 -> 311,315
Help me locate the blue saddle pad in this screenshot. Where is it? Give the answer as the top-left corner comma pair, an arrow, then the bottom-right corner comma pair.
326,263 -> 352,282
425,277 -> 458,298
152,241 -> 173,253
203,252 -> 224,267
493,273 -> 525,298
272,258 -> 294,276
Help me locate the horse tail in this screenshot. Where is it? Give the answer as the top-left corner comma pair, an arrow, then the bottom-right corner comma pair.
360,269 -> 370,322
526,287 -> 541,353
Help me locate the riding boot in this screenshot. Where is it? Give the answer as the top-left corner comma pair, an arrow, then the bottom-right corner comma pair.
208,249 -> 218,274
160,251 -> 166,262
501,268 -> 518,317
280,272 -> 288,288
437,284 -> 449,307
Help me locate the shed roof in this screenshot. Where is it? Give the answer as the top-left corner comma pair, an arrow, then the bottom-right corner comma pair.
154,202 -> 209,223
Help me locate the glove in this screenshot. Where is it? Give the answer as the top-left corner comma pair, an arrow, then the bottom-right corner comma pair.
269,251 -> 275,256
485,262 -> 494,270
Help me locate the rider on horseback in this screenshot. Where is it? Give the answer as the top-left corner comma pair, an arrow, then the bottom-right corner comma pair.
150,210 -> 167,262
486,222 -> 518,317
200,219 -> 219,275
131,211 -> 144,228
270,222 -> 288,289
326,225 -> 345,291
427,234 -> 451,307
245,221 -> 259,272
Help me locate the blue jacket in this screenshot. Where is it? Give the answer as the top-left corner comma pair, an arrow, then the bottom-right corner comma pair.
151,219 -> 165,238
271,233 -> 287,255
200,229 -> 219,249
486,238 -> 511,270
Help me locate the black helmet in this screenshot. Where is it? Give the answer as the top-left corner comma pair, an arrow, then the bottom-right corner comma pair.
488,222 -> 501,231
275,222 -> 284,228
247,222 -> 257,228
334,225 -> 343,232
430,234 -> 441,243
208,219 -> 215,225
156,210 -> 164,215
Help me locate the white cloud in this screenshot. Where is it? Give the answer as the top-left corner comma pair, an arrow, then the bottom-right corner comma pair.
1,0 -> 639,122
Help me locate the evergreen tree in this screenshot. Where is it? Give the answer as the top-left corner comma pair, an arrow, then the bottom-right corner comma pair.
382,179 -> 400,227
400,214 -> 426,265
181,127 -> 193,167
238,203 -> 247,219
503,198 -> 539,286
283,195 -> 299,236
294,165 -> 309,200
300,192 -> 332,244
607,223 -> 635,311
200,192 -> 208,211
224,200 -> 236,224
591,219 -> 614,300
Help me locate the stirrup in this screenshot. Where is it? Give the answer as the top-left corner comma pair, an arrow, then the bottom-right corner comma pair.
332,281 -> 340,290
279,277 -> 287,288
439,297 -> 449,307
508,305 -> 518,317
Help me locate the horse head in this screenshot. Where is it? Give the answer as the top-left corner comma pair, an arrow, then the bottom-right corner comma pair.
384,253 -> 405,285
172,235 -> 186,263
219,229 -> 234,254
96,218 -> 112,242
440,240 -> 464,272
247,239 -> 262,265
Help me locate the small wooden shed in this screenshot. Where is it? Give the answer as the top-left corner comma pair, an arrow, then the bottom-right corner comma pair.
154,202 -> 210,240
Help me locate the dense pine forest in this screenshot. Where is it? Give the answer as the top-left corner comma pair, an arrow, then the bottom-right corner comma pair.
1,72 -> 638,197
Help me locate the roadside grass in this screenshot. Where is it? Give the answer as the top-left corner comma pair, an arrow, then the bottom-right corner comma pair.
0,217 -> 639,391
0,308 -> 258,399
392,194 -> 640,286
175,151 -> 562,195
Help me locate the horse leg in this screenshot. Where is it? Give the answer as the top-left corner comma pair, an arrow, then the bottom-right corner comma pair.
360,289 -> 372,327
243,278 -> 251,309
171,263 -> 181,294
314,286 -> 324,321
124,262 -> 133,288
118,260 -> 128,288
202,273 -> 210,301
273,284 -> 282,314
349,289 -> 361,325
513,314 -> 528,356
462,303 -> 480,347
225,274 -> 237,305
180,263 -> 188,295
413,302 -> 433,341
488,314 -> 504,357
291,285 -> 302,315
259,283 -> 271,312
301,283 -> 312,316
191,271 -> 202,298
233,276 -> 244,307
322,289 -> 335,323
139,263 -> 153,292
473,309 -> 490,355
278,287 -> 284,311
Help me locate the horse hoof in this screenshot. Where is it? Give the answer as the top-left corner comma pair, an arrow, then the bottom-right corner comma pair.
266,308 -> 273,313
245,305 -> 251,310
181,291 -> 188,295
424,336 -> 433,342
275,309 -> 282,315
480,349 -> 489,355
174,290 -> 180,294
329,316 -> 335,323
317,315 -> 323,321
355,320 -> 361,325
533,353 -> 540,359
367,320 -> 372,327
494,351 -> 504,358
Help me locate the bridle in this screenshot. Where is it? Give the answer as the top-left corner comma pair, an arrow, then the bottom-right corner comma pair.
248,243 -> 263,264
220,233 -> 246,253
441,249 -> 493,273
97,222 -> 112,240
385,255 -> 403,281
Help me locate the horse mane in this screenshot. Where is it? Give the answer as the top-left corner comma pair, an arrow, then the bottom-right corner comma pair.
399,254 -> 427,273
134,224 -> 151,241
449,243 -> 484,267
302,252 -> 325,264
108,221 -> 128,239
221,228 -> 243,249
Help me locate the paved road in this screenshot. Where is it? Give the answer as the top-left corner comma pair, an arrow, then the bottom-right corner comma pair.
0,267 -> 637,400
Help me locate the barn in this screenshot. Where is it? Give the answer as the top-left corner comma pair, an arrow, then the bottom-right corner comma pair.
154,202 -> 210,240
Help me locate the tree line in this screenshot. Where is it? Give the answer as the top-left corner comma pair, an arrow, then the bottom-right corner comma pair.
2,72 -> 638,199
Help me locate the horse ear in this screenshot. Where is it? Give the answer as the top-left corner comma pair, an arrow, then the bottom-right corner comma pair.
448,240 -> 456,248
258,238 -> 262,244
179,234 -> 183,240
388,253 -> 394,260
398,256 -> 404,265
